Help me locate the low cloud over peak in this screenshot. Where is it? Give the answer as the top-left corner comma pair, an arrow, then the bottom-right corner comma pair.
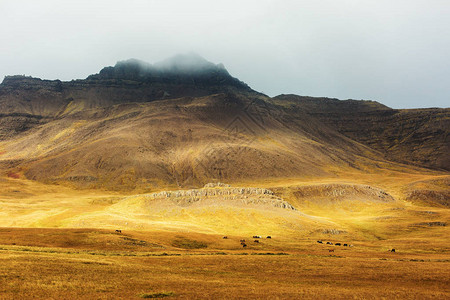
91,54 -> 232,81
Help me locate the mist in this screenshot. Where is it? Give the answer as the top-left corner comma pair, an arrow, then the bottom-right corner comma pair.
1,0 -> 449,108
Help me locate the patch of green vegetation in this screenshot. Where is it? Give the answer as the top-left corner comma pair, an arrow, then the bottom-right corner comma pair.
138,291 -> 175,298
171,237 -> 207,249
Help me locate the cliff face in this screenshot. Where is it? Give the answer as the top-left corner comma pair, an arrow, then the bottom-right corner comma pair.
272,95 -> 450,171
0,113 -> 50,140
0,76 -> 68,117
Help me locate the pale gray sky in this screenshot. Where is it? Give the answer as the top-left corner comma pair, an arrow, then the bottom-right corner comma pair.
1,0 -> 449,108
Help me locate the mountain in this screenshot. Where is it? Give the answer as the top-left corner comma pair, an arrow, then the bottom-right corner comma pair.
272,95 -> 449,171
88,53 -> 252,92
0,55 -> 448,191
0,92 -> 379,190
0,53 -> 255,118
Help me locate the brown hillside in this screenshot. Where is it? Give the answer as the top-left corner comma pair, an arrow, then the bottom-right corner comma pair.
1,92 -> 401,190
272,94 -> 450,171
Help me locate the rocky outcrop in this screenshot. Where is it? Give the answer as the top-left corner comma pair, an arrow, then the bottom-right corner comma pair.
405,177 -> 450,207
203,182 -> 231,188
272,183 -> 396,206
137,184 -> 296,210
410,221 -> 447,227
406,190 -> 449,207
292,184 -> 395,203
0,75 -> 63,91
321,229 -> 347,235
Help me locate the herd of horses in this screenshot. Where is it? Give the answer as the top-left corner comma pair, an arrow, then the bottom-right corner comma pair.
114,230 -> 271,249
317,240 -> 396,253
114,230 -> 397,252
317,240 -> 352,247
317,240 -> 352,252
222,235 -> 272,248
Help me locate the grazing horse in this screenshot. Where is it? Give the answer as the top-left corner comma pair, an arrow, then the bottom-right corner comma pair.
242,243 -> 247,248
222,236 -> 228,239
390,249 -> 396,252
254,240 -> 259,243
343,244 -> 348,247
115,229 -> 122,233
335,243 -> 341,246
266,236 -> 271,239
317,240 -> 323,244
326,242 -> 333,245
240,239 -> 246,243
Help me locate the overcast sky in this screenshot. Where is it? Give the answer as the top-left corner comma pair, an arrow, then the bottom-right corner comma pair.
1,0 -> 449,108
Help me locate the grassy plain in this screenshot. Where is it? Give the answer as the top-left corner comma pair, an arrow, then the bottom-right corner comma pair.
0,230 -> 449,299
0,170 -> 449,299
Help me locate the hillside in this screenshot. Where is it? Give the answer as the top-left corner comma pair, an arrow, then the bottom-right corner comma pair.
272,94 -> 449,171
1,91 -> 397,191
0,56 -> 448,193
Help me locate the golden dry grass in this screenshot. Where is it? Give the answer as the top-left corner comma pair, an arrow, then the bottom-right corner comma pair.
0,170 -> 449,299
0,236 -> 449,299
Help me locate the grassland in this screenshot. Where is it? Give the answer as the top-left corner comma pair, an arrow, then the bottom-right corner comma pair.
0,230 -> 449,299
1,57 -> 448,299
0,169 -> 449,299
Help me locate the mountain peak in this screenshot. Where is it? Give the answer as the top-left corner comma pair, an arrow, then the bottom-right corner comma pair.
152,53 -> 228,75
95,53 -> 231,78
88,54 -> 250,92
115,58 -> 153,69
